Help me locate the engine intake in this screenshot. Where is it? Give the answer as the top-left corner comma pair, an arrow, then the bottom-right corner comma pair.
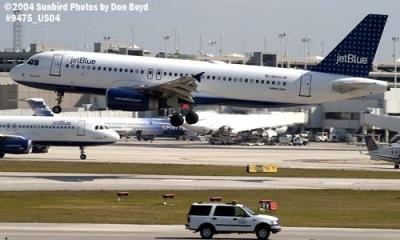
106,88 -> 159,111
0,136 -> 32,154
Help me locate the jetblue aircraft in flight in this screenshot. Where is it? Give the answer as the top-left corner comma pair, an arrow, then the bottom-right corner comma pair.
10,14 -> 389,127
0,115 -> 120,160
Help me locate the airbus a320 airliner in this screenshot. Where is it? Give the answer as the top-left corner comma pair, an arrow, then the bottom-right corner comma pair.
10,14 -> 389,127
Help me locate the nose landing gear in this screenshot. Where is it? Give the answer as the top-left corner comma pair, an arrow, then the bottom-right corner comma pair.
52,91 -> 64,114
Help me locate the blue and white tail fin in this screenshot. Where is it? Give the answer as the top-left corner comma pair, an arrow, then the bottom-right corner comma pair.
311,14 -> 388,78
25,98 -> 54,116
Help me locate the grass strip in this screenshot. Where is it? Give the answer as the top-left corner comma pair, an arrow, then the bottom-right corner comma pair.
0,189 -> 399,228
0,160 -> 399,179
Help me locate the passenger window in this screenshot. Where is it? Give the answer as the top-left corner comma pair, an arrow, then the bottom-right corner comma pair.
95,126 -> 98,130
92,66 -> 96,70
98,67 -> 101,70
234,207 -> 248,217
119,68 -> 123,72
130,69 -> 133,73
109,67 -> 112,72
214,206 -> 235,217
206,76 -> 210,80
114,68 -> 117,72
141,70 -> 144,74
125,69 -> 128,72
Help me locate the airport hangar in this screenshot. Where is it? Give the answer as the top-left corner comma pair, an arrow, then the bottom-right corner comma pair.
1,42 -> 400,140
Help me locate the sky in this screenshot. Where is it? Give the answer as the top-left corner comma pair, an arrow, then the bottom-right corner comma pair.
0,0 -> 399,61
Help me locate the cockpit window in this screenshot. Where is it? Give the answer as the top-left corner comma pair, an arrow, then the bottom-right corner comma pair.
33,59 -> 39,66
27,59 -> 34,65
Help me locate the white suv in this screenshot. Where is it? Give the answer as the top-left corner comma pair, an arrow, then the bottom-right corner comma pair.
185,202 -> 281,239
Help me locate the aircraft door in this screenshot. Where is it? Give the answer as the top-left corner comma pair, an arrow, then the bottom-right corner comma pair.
299,74 -> 312,97
156,69 -> 162,80
147,68 -> 154,79
50,54 -> 63,76
77,120 -> 86,136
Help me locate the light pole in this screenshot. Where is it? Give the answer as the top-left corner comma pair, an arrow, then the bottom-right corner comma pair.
301,36 -> 310,69
263,37 -> 267,53
219,32 -> 224,56
131,28 -> 135,48
208,40 -> 216,55
320,41 -> 325,57
162,35 -> 170,57
84,26 -> 90,51
199,34 -> 203,55
278,33 -> 287,67
392,36 -> 399,88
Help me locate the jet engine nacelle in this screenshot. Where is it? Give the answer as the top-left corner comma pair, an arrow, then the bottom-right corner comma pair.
0,136 -> 32,154
106,88 -> 159,111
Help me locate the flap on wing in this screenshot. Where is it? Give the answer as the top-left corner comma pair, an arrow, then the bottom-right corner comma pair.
332,78 -> 375,93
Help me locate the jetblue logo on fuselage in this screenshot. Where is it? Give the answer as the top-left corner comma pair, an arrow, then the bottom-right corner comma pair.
70,57 -> 96,65
336,54 -> 368,65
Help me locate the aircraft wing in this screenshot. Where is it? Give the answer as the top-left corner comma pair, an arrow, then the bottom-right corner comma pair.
332,78 -> 379,93
24,98 -> 54,116
115,72 -> 204,103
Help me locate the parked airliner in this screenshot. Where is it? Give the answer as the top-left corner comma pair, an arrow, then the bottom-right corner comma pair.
183,111 -> 305,135
0,116 -> 120,160
10,14 -> 388,127
25,98 -> 184,140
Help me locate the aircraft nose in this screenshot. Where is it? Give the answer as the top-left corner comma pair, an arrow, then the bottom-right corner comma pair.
109,131 -> 120,142
9,65 -> 22,82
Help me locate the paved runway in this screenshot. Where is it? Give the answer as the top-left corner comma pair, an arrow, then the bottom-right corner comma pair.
1,223 -> 399,240
4,141 -> 395,171
1,172 -> 399,191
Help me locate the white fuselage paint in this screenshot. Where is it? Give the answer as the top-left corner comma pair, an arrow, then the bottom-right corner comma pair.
0,116 -> 120,145
183,111 -> 306,135
10,51 -> 388,107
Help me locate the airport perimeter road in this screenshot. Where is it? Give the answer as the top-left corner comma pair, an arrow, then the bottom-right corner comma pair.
0,223 -> 399,240
1,172 -> 400,191
5,141 -> 393,171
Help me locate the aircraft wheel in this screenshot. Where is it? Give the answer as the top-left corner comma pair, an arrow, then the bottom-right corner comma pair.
80,154 -> 87,160
170,114 -> 184,127
185,111 -> 199,124
395,164 -> 399,169
52,106 -> 62,114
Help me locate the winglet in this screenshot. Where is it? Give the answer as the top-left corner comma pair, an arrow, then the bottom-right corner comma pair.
192,72 -> 205,83
24,98 -> 54,116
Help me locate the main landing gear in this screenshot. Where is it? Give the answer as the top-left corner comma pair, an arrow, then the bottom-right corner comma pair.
79,146 -> 87,160
169,111 -> 199,127
52,91 -> 64,114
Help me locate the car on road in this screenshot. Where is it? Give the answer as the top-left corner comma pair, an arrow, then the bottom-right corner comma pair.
185,202 -> 281,239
